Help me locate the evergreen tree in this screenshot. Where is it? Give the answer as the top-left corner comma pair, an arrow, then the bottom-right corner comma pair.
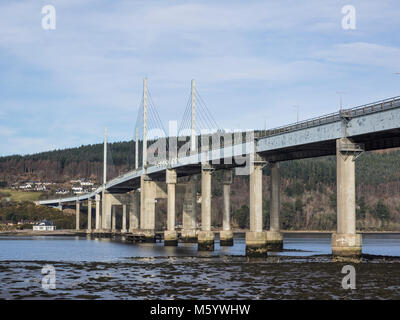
374,200 -> 390,223
356,196 -> 367,220
232,205 -> 249,229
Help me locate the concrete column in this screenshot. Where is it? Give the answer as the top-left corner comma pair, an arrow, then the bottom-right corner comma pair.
201,165 -> 212,231
122,204 -> 127,233
75,200 -> 80,231
250,163 -> 263,233
102,192 -> 112,231
222,184 -> 231,231
167,183 -> 176,230
165,169 -> 178,246
181,176 -> 198,243
87,199 -> 92,232
101,190 -> 106,231
111,205 -> 116,232
140,175 -> 156,242
220,169 -> 233,246
95,194 -> 100,230
140,180 -> 145,230
129,191 -> 140,232
105,194 -> 112,231
267,162 -> 283,251
332,138 -> 362,259
246,154 -> 268,257
198,163 -> 214,251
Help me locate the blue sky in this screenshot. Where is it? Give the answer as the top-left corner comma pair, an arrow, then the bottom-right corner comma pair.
0,0 -> 399,156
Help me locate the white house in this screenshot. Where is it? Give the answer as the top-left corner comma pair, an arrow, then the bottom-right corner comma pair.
72,186 -> 83,194
80,181 -> 94,186
19,184 -> 32,190
33,220 -> 56,231
55,189 -> 68,195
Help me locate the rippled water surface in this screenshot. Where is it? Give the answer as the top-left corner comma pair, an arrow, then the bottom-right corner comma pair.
0,234 -> 399,299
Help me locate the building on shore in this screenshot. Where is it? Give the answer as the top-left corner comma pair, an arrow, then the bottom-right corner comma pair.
33,220 -> 56,231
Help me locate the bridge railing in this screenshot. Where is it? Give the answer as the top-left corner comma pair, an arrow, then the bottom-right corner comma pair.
340,96 -> 400,118
106,96 -> 400,185
256,96 -> 400,139
256,111 -> 341,139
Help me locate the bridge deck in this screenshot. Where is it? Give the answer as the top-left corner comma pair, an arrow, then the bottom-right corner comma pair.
39,96 -> 400,205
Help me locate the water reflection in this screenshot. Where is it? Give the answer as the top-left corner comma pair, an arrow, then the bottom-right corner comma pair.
1,233 -> 400,261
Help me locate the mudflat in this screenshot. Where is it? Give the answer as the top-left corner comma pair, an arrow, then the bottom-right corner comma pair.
1,255 -> 399,300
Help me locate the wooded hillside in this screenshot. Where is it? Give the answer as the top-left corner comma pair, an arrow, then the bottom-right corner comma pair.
1,141 -> 399,231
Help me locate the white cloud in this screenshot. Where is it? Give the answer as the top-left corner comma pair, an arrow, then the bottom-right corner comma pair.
1,137 -> 56,156
0,0 -> 399,155
0,126 -> 16,137
315,42 -> 400,69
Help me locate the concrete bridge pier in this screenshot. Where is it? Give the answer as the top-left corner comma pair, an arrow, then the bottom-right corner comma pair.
266,162 -> 283,251
75,200 -> 80,231
181,176 -> 198,242
121,204 -> 127,233
111,205 -> 116,232
140,175 -> 157,242
101,191 -> 106,232
164,169 -> 178,246
129,191 -> 140,232
95,194 -> 101,230
87,199 -> 92,232
220,169 -> 233,246
198,163 -> 215,251
246,154 -> 268,257
102,191 -> 112,232
332,138 -> 363,259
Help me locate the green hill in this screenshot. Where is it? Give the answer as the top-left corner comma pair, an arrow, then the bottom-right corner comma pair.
0,140 -> 399,231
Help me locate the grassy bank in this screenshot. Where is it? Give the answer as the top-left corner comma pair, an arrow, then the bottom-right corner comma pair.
0,188 -> 45,202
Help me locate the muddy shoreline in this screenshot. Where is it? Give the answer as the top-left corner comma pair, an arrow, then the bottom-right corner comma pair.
1,254 -> 399,300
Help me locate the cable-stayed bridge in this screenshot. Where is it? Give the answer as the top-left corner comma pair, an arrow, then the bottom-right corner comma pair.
38,79 -> 400,258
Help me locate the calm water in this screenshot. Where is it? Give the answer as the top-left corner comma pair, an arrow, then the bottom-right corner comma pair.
1,234 -> 400,261
0,234 -> 399,299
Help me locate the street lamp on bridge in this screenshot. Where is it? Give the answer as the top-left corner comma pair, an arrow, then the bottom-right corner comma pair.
292,105 -> 300,123
336,91 -> 347,111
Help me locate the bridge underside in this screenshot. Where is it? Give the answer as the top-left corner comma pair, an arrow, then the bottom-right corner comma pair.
259,128 -> 400,162
353,128 -> 400,152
